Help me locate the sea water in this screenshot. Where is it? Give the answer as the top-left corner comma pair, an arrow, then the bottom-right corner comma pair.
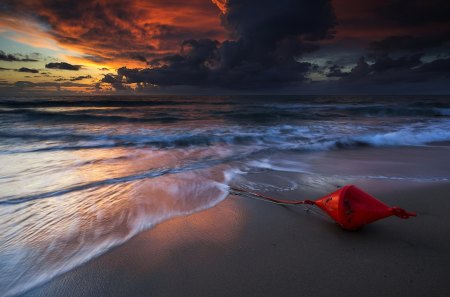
1,95 -> 449,296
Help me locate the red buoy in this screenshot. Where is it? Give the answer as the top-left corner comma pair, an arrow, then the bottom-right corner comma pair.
313,185 -> 416,230
230,184 -> 416,230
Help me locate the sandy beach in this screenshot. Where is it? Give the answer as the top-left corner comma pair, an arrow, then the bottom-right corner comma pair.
21,145 -> 450,297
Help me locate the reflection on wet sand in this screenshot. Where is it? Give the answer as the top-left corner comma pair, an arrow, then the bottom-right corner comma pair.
130,196 -> 246,273
0,144 -> 234,296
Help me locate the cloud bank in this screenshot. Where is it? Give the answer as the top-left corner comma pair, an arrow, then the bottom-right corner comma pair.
45,62 -> 82,71
1,0 -> 450,93
106,0 -> 336,90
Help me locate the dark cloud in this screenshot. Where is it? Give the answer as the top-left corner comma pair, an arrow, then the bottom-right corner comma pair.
17,67 -> 39,73
98,67 -> 109,71
333,54 -> 450,87
326,64 -> 349,78
40,72 -> 52,77
13,80 -> 90,88
377,0 -> 450,26
104,0 -> 336,90
370,31 -> 450,52
334,0 -> 450,32
222,0 -> 335,44
70,75 -> 92,81
45,62 -> 82,71
0,50 -> 39,62
128,53 -> 147,63
315,0 -> 450,92
54,75 -> 92,82
369,53 -> 423,72
418,58 -> 450,74
101,74 -> 128,90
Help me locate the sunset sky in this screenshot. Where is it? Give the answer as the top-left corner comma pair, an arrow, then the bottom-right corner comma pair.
0,0 -> 449,95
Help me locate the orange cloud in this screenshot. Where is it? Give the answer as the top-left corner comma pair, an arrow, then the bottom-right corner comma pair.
211,0 -> 228,14
1,0 -> 225,68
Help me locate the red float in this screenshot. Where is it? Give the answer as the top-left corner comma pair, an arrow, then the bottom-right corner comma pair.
230,184 -> 416,230
313,185 -> 416,230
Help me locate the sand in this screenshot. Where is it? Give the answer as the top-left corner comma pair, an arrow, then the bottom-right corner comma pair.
22,146 -> 450,297
22,183 -> 450,297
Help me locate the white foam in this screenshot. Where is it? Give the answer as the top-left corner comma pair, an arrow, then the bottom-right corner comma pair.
0,168 -> 239,297
247,158 -> 311,173
354,127 -> 450,147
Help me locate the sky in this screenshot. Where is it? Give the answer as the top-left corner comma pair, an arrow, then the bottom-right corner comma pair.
0,0 -> 449,95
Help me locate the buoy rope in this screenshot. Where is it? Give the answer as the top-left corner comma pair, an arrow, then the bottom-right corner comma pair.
229,186 -> 315,206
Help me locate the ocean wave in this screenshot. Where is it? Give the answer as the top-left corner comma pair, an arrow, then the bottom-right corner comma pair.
0,108 -> 183,124
0,99 -> 191,108
2,98 -> 448,129
0,167 -> 238,297
2,121 -> 450,156
352,127 -> 450,147
263,103 -> 450,117
0,152 -> 247,205
245,158 -> 450,183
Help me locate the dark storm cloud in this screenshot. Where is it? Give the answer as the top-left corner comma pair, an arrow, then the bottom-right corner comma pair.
418,58 -> 450,74
120,39 -> 221,86
0,50 -> 39,62
45,62 -> 82,71
13,80 -> 90,88
376,0 -> 450,26
70,75 -> 92,81
105,0 -> 336,90
370,31 -> 450,52
101,74 -> 120,84
316,0 -> 450,92
326,64 -> 349,78
55,75 -> 92,82
333,54 -> 450,86
101,73 -> 128,90
369,53 -> 423,72
222,0 -> 335,43
339,0 -> 450,56
334,0 -> 450,32
17,67 -> 39,73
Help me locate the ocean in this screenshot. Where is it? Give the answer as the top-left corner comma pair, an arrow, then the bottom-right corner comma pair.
1,95 -> 449,296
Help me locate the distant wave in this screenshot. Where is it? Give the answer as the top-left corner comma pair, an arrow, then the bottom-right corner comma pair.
2,122 -> 450,156
0,108 -> 183,123
1,98 -> 448,128
263,103 -> 450,117
0,99 -> 191,108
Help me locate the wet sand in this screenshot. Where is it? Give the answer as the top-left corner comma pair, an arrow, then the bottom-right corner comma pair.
22,146 -> 450,297
22,186 -> 450,297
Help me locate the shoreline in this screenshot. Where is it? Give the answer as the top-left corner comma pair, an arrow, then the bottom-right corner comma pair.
22,178 -> 450,297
